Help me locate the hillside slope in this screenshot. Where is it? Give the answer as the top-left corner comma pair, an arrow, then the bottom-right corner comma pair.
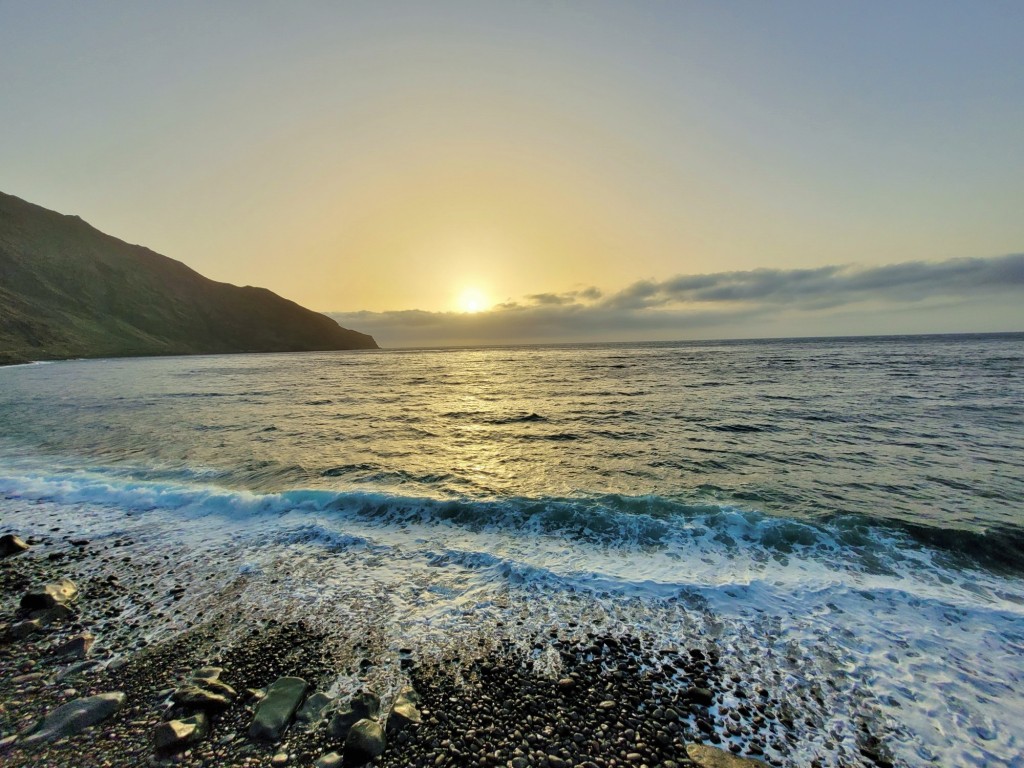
0,192 -> 377,363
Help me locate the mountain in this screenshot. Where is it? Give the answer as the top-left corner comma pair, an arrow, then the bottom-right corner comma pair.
0,192 -> 378,364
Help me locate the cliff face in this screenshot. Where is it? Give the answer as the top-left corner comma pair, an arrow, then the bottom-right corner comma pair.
0,192 -> 378,363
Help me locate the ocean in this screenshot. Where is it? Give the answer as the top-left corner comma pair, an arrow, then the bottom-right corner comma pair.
1,333 -> 1023,766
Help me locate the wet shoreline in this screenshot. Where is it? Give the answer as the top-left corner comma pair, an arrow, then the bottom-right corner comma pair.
0,526 -> 906,768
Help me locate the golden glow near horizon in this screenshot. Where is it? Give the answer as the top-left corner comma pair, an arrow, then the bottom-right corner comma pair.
456,286 -> 490,314
2,3 -> 1023,333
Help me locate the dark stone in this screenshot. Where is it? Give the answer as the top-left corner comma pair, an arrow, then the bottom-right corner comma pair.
28,604 -> 75,626
8,619 -> 42,639
0,534 -> 29,557
686,687 -> 716,706
345,718 -> 386,764
52,632 -> 94,659
20,692 -> 126,745
249,676 -> 308,741
328,689 -> 380,740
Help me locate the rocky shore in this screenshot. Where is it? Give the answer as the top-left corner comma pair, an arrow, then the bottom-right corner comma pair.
0,529 -> 897,768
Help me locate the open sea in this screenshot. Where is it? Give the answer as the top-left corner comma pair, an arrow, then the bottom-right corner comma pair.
1,333 -> 1023,767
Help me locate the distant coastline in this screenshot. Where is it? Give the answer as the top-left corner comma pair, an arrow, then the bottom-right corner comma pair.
379,329 -> 1024,352
5,330 -> 1020,365
0,191 -> 378,362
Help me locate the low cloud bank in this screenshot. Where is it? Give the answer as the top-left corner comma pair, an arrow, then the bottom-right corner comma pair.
330,254 -> 1024,347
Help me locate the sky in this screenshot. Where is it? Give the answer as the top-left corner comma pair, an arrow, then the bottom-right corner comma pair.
1,1 -> 1022,347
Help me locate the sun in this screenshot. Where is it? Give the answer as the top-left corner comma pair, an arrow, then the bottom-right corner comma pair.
457,287 -> 489,313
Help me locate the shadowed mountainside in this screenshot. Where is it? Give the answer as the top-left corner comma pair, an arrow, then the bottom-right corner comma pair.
0,192 -> 377,364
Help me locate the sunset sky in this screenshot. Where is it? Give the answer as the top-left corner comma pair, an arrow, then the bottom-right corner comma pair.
2,2 -> 1022,346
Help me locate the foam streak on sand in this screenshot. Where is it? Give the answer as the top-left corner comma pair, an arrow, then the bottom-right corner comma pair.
2,467 -> 1024,766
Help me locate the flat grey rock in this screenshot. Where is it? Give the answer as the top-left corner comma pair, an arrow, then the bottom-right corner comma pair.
20,691 -> 125,745
686,744 -> 768,768
295,691 -> 333,725
249,676 -> 308,741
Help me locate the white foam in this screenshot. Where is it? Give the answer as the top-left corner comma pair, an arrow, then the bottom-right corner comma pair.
2,467 -> 1023,766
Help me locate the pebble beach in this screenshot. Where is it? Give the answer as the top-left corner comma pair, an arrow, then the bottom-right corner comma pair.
0,528 -> 841,768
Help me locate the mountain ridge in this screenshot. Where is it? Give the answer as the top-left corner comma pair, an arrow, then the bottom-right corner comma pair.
0,191 -> 377,364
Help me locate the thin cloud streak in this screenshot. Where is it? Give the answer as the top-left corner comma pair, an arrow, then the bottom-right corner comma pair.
330,254 -> 1024,347
606,254 -> 1024,309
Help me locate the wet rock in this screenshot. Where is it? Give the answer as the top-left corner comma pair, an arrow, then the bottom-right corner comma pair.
328,689 -> 380,740
55,659 -> 102,681
686,743 -> 768,767
685,687 -> 716,706
153,712 -> 210,752
12,672 -> 46,684
345,718 -> 386,764
1,534 -> 30,557
8,619 -> 42,639
19,691 -> 126,745
858,733 -> 896,768
271,752 -> 289,766
296,691 -> 333,726
29,604 -> 75,626
386,686 -> 422,734
20,578 -> 78,611
314,752 -> 344,768
52,632 -> 95,659
192,666 -> 224,680
249,676 -> 308,741
173,683 -> 234,710
172,669 -> 237,711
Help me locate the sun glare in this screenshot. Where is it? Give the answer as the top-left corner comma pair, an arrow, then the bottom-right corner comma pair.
457,287 -> 489,313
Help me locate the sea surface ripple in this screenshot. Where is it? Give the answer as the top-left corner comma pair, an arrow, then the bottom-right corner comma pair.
1,333 -> 1023,766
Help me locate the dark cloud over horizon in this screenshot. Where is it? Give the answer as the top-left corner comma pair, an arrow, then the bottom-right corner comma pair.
330,254 -> 1024,347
